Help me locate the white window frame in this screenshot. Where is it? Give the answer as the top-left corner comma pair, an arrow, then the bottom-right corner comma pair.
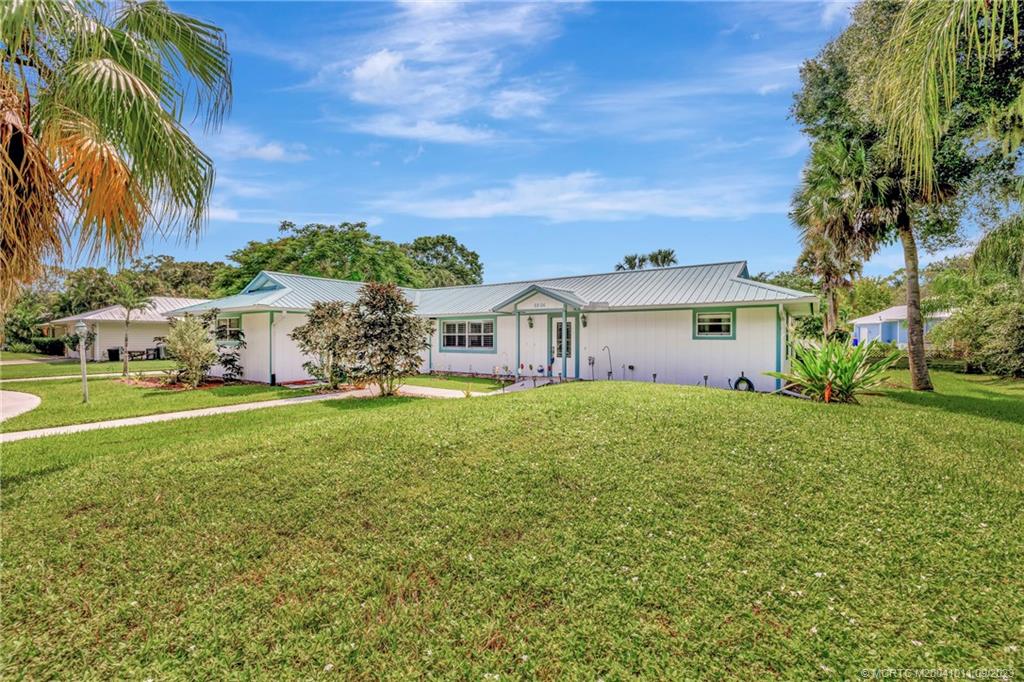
694,310 -> 735,339
441,319 -> 495,352
217,317 -> 241,341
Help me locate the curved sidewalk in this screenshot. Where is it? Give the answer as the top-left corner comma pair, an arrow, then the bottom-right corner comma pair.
0,390 -> 42,422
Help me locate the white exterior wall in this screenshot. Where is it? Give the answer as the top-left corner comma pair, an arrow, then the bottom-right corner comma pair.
63,321 -> 169,361
239,313 -> 272,383
272,312 -> 316,383
428,315 -> 518,376
579,306 -> 779,390
421,305 -> 782,391
234,305 -> 785,392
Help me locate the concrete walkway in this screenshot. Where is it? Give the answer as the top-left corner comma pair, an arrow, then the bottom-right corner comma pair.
0,383 -> 489,443
0,390 -> 42,422
0,370 -> 166,384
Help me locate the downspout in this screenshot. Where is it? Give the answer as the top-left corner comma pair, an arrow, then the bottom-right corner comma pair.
775,304 -> 783,391
574,311 -> 580,379
268,311 -> 276,385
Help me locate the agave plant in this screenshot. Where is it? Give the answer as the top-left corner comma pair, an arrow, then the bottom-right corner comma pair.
766,339 -> 903,404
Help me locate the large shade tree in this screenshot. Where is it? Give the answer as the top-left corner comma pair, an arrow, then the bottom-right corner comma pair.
0,0 -> 231,308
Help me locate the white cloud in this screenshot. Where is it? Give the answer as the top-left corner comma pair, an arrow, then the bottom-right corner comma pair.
821,1 -> 855,27
372,171 -> 789,222
208,125 -> 311,163
208,206 -> 240,221
490,87 -> 549,119
303,2 -> 578,142
350,115 -> 495,144
776,135 -> 808,158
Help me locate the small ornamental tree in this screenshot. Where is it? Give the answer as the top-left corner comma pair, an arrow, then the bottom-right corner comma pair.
164,314 -> 218,388
203,310 -> 247,382
342,283 -> 429,396
289,301 -> 350,390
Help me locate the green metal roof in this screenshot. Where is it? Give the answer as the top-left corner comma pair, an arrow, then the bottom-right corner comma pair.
170,261 -> 815,317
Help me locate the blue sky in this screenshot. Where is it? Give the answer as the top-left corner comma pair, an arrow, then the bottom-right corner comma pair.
144,0 -> 928,283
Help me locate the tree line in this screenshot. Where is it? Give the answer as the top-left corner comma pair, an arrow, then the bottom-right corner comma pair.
1,224 -> 483,347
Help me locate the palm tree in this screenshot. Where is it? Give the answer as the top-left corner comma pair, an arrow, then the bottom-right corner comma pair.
795,136 -> 939,390
872,0 -> 1022,194
794,234 -> 861,337
111,280 -> 151,377
647,248 -> 678,268
615,254 -> 648,271
1,1 -> 231,308
973,214 -> 1024,281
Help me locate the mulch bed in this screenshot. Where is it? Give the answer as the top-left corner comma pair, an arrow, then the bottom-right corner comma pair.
119,377 -> 238,391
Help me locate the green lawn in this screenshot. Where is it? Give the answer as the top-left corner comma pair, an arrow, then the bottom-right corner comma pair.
2,372 -> 1022,677
0,358 -> 176,380
401,373 -> 505,393
0,350 -> 58,361
1,378 -> 316,432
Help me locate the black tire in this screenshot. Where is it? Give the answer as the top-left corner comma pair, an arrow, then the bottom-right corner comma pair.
733,376 -> 755,392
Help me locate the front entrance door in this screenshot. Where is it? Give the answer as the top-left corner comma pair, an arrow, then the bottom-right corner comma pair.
551,316 -> 576,379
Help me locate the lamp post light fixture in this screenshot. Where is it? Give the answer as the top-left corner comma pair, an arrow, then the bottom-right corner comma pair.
75,320 -> 89,403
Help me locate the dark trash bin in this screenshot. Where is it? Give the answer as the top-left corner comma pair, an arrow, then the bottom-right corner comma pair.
107,347 -> 120,362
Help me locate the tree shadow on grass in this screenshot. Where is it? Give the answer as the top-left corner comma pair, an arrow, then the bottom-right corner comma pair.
318,395 -> 418,412
885,386 -> 1024,426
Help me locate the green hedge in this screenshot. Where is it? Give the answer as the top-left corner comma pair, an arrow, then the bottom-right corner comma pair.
30,337 -> 66,356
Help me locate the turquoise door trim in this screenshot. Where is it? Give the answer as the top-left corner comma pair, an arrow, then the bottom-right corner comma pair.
546,310 -> 580,379
692,307 -> 738,340
268,311 -> 275,384
515,311 -> 521,377
775,305 -> 782,391
574,312 -> 580,379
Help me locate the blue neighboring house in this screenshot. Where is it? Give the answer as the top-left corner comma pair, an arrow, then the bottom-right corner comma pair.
850,305 -> 951,348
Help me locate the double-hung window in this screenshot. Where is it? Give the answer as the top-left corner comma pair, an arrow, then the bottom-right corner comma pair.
694,311 -> 734,339
217,317 -> 241,341
441,319 -> 495,350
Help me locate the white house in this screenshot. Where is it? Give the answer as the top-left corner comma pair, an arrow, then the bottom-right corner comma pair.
849,305 -> 951,348
47,297 -> 209,361
171,261 -> 816,392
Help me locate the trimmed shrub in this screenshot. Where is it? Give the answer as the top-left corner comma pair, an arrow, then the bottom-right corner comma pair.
4,341 -> 37,354
164,315 -> 218,388
31,337 -> 65,356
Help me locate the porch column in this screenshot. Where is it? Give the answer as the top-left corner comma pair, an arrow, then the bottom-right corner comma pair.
515,310 -> 521,378
561,306 -> 567,379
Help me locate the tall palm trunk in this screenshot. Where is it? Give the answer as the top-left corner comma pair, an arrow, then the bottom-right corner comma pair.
824,285 -> 838,336
122,314 -> 130,377
898,212 -> 933,391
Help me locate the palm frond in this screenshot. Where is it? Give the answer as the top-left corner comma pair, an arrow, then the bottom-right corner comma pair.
872,0 -> 1021,193
973,214 -> 1024,280
0,72 -> 65,310
114,0 -> 231,129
